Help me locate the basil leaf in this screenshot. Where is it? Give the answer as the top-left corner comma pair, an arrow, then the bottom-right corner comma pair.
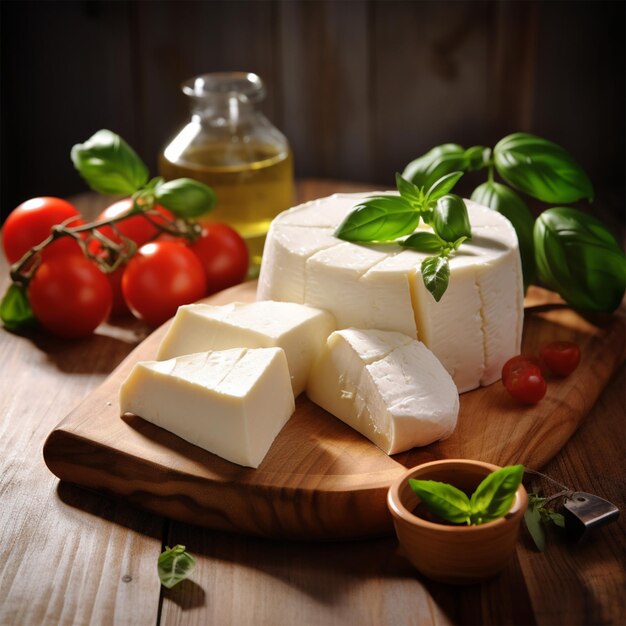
432,194 -> 471,243
335,196 -> 420,242
464,145 -> 492,171
395,173 -> 422,206
71,129 -> 149,195
469,464 -> 524,524
155,178 -> 217,218
402,144 -> 469,190
534,207 -> 626,312
421,255 -> 450,302
0,284 -> 37,331
494,133 -> 593,203
408,478 -> 471,524
548,511 -> 566,528
401,231 -> 444,254
425,171 -> 464,203
524,499 -> 546,551
157,544 -> 196,589
471,181 -> 536,289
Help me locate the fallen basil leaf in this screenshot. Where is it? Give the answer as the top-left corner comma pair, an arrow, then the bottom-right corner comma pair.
425,171 -> 464,204
401,231 -> 444,254
409,478 -> 471,524
402,144 -> 469,190
158,544 -> 196,589
335,196 -> 420,242
471,181 -> 536,289
494,133 -> 593,203
421,255 -> 450,302
432,194 -> 471,243
71,129 -> 149,196
155,178 -> 216,218
469,464 -> 524,524
0,284 -> 37,331
534,207 -> 625,312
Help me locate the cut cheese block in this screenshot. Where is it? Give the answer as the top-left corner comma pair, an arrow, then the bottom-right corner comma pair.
307,329 -> 459,454
119,348 -> 295,468
258,193 -> 524,392
157,301 -> 335,396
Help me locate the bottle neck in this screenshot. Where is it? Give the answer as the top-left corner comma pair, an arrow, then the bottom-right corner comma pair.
190,94 -> 259,129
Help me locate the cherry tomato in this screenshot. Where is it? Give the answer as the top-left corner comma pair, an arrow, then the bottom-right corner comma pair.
502,354 -> 543,384
540,341 -> 581,377
504,366 -> 547,404
28,256 -> 113,338
107,265 -> 131,317
189,224 -> 249,295
122,242 -> 207,326
2,197 -> 84,263
89,198 -> 175,252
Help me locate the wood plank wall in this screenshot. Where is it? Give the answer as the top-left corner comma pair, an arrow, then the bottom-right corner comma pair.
1,0 -> 624,223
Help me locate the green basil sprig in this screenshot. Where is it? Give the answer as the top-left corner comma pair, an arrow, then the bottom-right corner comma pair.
335,172 -> 471,302
403,133 -> 624,312
71,129 -> 216,219
534,207 -> 625,312
157,544 -> 196,589
494,133 -> 593,203
409,464 -> 525,526
524,493 -> 566,551
154,178 -> 217,219
71,129 -> 149,196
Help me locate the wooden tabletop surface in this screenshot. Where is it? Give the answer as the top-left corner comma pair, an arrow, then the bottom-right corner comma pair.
1,180 -> 624,626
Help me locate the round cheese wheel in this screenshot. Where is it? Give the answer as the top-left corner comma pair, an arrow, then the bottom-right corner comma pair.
258,193 -> 524,392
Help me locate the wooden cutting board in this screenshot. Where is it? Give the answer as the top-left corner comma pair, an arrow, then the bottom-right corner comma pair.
43,283 -> 624,540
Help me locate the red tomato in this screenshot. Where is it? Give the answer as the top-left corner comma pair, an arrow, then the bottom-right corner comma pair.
122,242 -> 207,326
29,256 -> 113,338
107,265 -> 131,317
502,354 -> 543,384
189,224 -> 249,295
90,198 -> 176,252
540,341 -> 581,377
504,367 -> 547,404
2,197 -> 84,263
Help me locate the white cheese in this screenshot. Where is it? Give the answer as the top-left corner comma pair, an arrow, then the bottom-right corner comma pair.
258,194 -> 523,392
157,300 -> 335,396
119,348 -> 295,468
307,329 -> 459,454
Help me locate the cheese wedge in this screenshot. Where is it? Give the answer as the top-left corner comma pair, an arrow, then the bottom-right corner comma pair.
157,301 -> 335,396
258,193 -> 523,392
120,348 -> 295,468
307,329 -> 459,454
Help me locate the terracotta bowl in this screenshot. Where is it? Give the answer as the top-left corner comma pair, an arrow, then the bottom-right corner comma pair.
387,459 -> 528,584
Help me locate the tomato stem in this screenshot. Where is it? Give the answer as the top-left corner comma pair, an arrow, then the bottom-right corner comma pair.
8,205 -> 201,286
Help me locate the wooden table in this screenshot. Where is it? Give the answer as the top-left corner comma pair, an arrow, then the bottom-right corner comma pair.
1,180 -> 624,626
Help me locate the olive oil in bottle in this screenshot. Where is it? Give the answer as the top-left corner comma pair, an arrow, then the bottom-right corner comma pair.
159,73 -> 294,267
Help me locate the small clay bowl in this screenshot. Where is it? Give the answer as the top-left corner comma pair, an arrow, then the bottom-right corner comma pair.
387,459 -> 528,584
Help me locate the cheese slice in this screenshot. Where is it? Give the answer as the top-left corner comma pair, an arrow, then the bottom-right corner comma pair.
307,329 -> 459,454
157,301 -> 335,396
120,348 -> 295,468
258,194 -> 524,392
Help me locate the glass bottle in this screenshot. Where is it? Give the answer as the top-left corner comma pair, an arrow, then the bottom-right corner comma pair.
159,72 -> 294,267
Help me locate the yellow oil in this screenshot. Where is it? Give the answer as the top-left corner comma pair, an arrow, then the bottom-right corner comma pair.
159,143 -> 294,267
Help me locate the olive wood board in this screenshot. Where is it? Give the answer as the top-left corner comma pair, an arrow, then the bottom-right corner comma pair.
43,282 -> 625,540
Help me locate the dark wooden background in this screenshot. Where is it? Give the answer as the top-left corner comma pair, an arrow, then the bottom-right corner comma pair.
1,0 -> 624,226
